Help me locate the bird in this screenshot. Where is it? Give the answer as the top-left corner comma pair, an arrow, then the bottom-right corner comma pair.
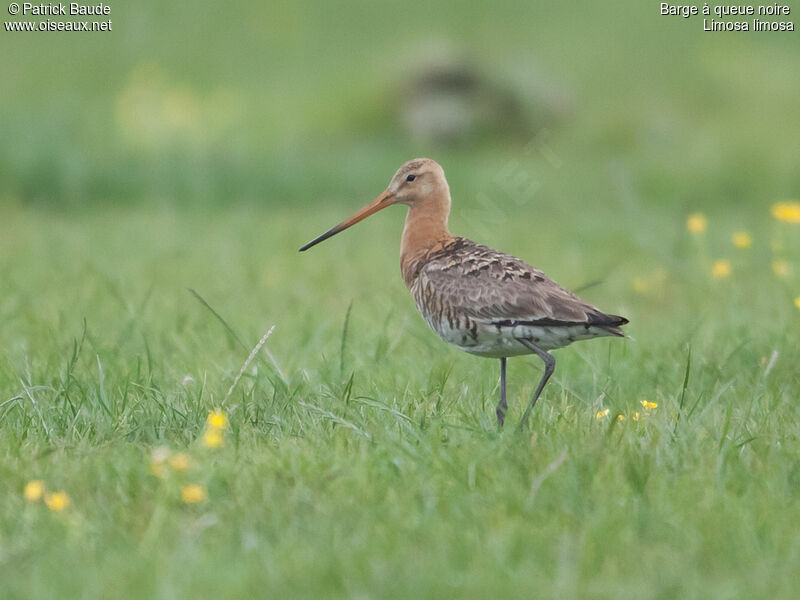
300,158 -> 628,428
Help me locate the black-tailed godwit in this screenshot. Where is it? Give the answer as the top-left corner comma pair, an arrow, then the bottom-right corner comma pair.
300,158 -> 628,428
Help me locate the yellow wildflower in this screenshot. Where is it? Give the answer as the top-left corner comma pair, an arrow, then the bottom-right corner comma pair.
772,260 -> 790,279
169,452 -> 191,471
640,400 -> 658,411
731,231 -> 752,249
596,408 -> 610,419
632,412 -> 642,422
616,414 -> 626,422
181,484 -> 207,504
206,410 -> 228,430
711,259 -> 731,279
686,213 -> 707,234
771,201 -> 800,224
632,277 -> 649,294
44,491 -> 70,512
795,296 -> 800,311
202,428 -> 224,449
23,480 -> 45,501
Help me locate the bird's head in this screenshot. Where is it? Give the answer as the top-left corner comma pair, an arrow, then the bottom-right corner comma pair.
299,158 -> 449,252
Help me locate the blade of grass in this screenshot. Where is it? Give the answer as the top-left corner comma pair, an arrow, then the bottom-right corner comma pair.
679,346 -> 692,411
96,355 -> 113,419
223,326 -> 275,405
187,288 -> 248,352
297,401 -> 372,441
340,301 -> 353,379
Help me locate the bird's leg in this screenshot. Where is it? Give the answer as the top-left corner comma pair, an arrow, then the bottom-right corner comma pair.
515,338 -> 556,430
496,357 -> 508,427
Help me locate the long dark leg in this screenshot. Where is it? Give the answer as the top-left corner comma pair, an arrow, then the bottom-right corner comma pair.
516,338 -> 556,430
496,357 -> 508,426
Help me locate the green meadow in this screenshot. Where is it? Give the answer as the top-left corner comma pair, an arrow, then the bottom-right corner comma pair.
2,2 -> 800,598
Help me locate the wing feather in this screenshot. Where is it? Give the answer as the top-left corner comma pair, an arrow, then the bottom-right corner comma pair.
418,238 -> 627,332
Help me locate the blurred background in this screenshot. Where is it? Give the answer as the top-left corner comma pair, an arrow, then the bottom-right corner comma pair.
2,0 -> 797,210
1,0 -> 798,361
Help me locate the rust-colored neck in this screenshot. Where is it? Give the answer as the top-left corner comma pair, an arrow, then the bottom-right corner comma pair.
400,193 -> 452,288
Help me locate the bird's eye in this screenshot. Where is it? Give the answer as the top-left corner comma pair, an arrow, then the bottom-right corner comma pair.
406,174 -> 416,182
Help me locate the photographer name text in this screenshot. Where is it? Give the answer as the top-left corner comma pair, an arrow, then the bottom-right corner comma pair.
16,2 -> 109,16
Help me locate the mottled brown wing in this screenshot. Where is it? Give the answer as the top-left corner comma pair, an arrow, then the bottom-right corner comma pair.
419,238 -> 627,330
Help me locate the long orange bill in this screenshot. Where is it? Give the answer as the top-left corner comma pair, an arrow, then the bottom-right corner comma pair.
299,191 -> 394,251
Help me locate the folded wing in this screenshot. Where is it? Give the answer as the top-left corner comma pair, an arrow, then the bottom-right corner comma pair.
418,237 -> 628,336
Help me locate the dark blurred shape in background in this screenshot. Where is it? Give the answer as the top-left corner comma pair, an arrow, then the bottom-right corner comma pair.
399,56 -> 562,146
393,39 -> 571,147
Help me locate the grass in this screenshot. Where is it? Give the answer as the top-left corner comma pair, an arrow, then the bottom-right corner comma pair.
3,1 -> 800,597
2,199 -> 799,599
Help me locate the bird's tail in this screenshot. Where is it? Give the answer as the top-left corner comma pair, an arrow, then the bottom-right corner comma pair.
596,314 -> 629,338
